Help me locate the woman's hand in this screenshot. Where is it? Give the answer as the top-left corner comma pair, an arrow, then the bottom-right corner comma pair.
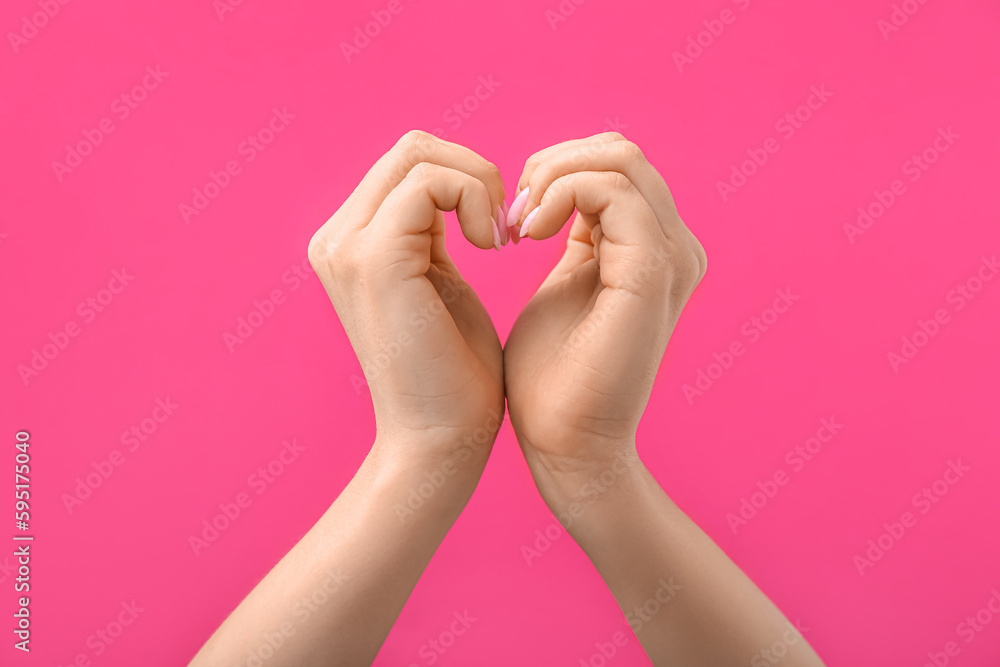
502,137 -> 826,667
195,133 -> 826,667
503,133 -> 707,487
308,130 -> 507,472
191,133 -> 511,667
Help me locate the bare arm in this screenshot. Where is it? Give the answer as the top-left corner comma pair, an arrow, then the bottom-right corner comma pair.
190,130 -> 507,666
189,439 -> 492,667
503,132 -> 825,666
532,455 -> 820,666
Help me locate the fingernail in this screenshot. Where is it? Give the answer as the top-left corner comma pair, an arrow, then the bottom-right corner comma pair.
501,200 -> 509,221
520,207 -> 539,238
507,187 -> 530,227
492,218 -> 502,250
497,205 -> 508,245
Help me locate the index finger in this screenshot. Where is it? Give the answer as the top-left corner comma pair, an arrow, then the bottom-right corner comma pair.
510,134 -> 681,239
343,130 -> 506,230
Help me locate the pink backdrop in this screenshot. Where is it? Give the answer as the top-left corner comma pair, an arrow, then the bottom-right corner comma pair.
3,0 -> 999,664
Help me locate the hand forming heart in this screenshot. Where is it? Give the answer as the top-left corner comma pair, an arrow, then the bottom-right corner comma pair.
190,131 -> 825,667
305,130 -> 707,479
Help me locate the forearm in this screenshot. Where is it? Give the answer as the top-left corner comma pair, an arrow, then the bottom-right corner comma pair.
190,438 -> 488,667
528,450 -> 824,667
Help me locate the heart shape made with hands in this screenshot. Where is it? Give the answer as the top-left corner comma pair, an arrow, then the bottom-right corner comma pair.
419,132 -> 707,466
197,136 -> 822,667
308,130 -> 707,474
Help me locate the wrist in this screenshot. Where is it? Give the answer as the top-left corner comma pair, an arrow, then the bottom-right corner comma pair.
372,404 -> 503,467
523,444 -> 650,517
367,426 -> 497,507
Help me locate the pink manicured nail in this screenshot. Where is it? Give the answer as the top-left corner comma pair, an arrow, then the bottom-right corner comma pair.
497,205 -> 508,245
520,207 -> 539,238
507,187 -> 530,227
501,200 -> 509,221
491,218 -> 502,250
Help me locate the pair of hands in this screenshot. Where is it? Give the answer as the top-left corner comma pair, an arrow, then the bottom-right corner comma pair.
307,130 -> 707,500
194,131 -> 826,667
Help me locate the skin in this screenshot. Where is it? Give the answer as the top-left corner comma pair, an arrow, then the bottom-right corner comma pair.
189,130 -> 507,667
188,131 -> 826,667
504,133 -> 824,666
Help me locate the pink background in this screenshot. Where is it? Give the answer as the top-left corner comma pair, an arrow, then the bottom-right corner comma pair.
3,0 -> 1000,664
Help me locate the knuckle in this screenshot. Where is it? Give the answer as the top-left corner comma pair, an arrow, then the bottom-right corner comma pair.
308,229 -> 354,283
568,148 -> 591,170
523,154 -> 543,174
673,218 -> 708,283
607,171 -> 635,194
307,217 -> 364,281
531,161 -> 558,188
483,159 -> 500,178
394,129 -> 433,157
665,238 -> 705,290
617,140 -> 647,167
307,227 -> 332,270
675,249 -> 700,283
692,239 -> 708,282
601,131 -> 626,142
542,176 -> 567,202
405,161 -> 435,182
482,160 -> 503,195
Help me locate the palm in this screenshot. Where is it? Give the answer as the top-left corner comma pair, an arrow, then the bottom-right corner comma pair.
368,211 -> 504,437
504,215 -> 667,468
